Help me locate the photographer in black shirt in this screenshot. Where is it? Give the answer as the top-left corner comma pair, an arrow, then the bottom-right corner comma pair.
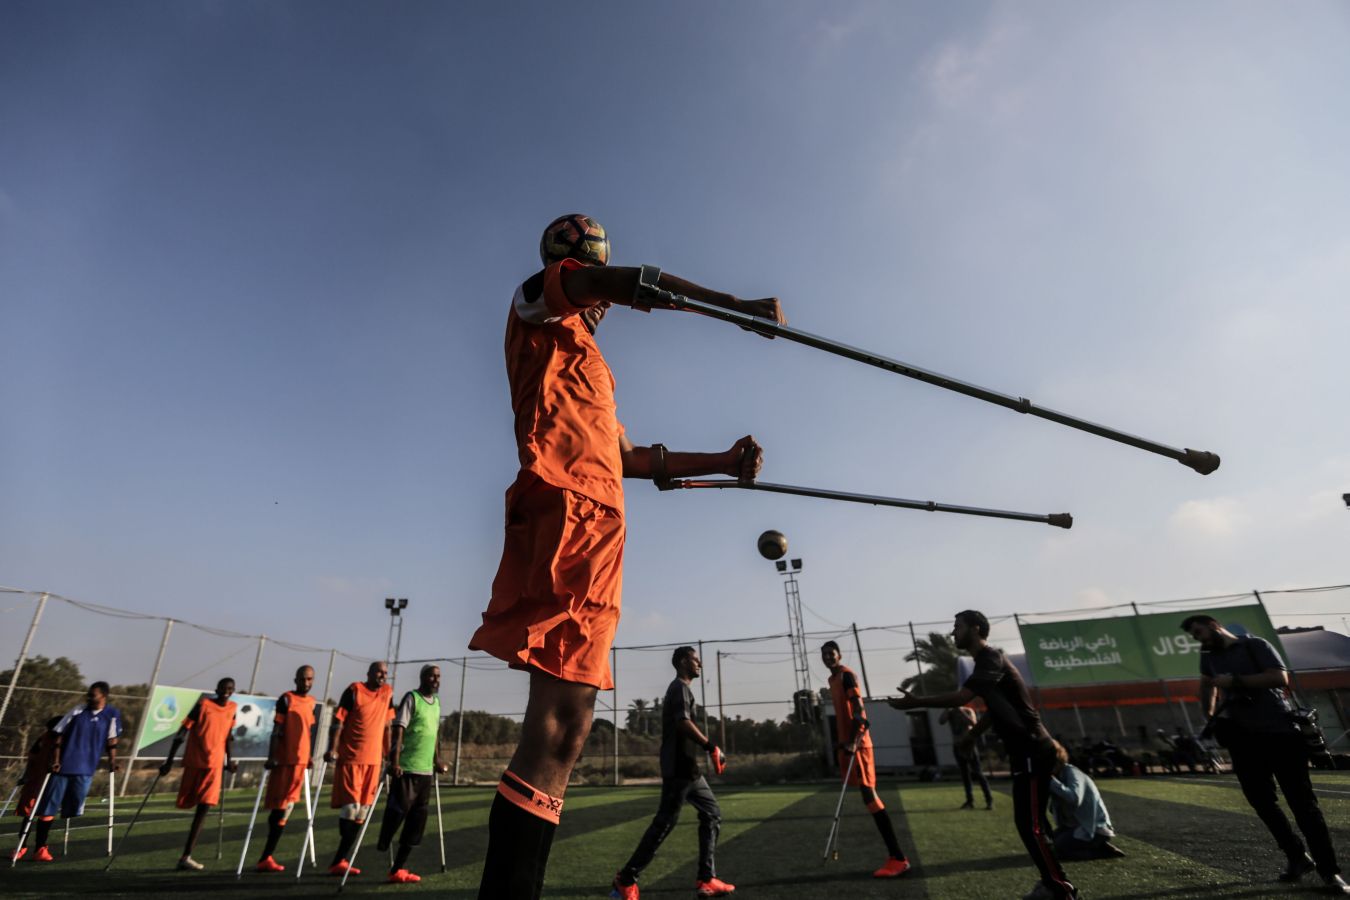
611,646 -> 733,899
1183,614 -> 1348,893
891,610 -> 1078,900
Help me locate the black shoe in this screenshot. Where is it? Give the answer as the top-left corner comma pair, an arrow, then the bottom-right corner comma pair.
1281,854 -> 1316,883
959,800 -> 974,809
985,799 -> 994,810
1101,841 -> 1126,858
1323,873 -> 1350,894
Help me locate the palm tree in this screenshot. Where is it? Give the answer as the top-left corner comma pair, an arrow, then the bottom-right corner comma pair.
900,632 -> 963,694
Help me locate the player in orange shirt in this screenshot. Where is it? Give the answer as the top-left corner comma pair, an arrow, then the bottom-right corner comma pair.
9,715 -> 60,862
821,641 -> 911,878
322,660 -> 394,876
159,677 -> 238,871
255,665 -> 317,873
470,214 -> 785,900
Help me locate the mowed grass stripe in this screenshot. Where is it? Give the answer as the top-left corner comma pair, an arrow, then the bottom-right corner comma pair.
904,780 -> 1281,900
1095,786 -> 1350,885
543,785 -> 813,899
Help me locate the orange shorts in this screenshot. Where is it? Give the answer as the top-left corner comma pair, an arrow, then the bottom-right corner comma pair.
838,744 -> 877,789
176,765 -> 223,809
470,476 -> 625,690
330,763 -> 381,809
264,764 -> 307,812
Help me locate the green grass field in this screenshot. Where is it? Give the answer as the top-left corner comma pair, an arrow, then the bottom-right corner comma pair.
2,773 -> 1347,898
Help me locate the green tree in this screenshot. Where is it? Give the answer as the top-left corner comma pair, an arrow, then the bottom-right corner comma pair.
900,632 -> 963,694
0,656 -> 85,766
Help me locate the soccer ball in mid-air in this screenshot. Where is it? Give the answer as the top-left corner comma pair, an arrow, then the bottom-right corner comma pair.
757,530 -> 788,560
540,214 -> 610,267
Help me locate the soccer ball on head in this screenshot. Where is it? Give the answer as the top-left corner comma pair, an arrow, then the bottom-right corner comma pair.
540,214 -> 610,267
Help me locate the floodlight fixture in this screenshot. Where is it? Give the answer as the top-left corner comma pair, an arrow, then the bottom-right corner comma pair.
790,558 -> 803,572
775,560 -> 787,573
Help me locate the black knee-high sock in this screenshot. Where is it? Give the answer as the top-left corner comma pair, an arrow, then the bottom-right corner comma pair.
478,791 -> 557,900
35,819 -> 54,848
393,842 -> 414,871
872,809 -> 905,860
331,818 -> 359,866
260,810 -> 286,860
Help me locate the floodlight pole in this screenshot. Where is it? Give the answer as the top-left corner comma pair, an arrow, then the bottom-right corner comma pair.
778,559 -> 812,701
0,592 -> 48,734
384,598 -> 408,693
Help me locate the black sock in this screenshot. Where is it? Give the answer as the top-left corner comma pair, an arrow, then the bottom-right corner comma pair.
872,810 -> 905,860
35,819 -> 53,848
260,810 -> 286,860
478,791 -> 557,900
331,818 -> 359,866
393,842 -> 414,872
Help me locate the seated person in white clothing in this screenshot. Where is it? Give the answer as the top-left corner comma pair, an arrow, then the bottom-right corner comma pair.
1049,741 -> 1126,861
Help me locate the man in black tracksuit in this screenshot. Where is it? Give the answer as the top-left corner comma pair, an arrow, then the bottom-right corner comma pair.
611,646 -> 734,899
1183,614 -> 1348,893
891,610 -> 1077,900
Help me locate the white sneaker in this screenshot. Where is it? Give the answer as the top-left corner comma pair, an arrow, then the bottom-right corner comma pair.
178,856 -> 205,871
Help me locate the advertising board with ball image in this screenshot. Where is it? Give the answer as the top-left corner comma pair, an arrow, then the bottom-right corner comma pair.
131,685 -> 285,760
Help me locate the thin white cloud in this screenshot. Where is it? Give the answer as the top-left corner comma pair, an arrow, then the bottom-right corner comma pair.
1167,497 -> 1250,540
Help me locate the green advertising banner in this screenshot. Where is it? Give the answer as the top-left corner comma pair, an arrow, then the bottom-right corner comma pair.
1018,605 -> 1283,687
133,685 -> 205,755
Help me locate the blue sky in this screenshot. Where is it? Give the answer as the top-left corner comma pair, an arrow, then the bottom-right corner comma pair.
3,2 -> 1348,709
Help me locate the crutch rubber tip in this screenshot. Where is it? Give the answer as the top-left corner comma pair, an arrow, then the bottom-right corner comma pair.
1180,449 -> 1220,475
1047,513 -> 1073,529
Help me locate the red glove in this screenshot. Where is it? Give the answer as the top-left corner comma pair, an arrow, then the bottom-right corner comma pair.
708,745 -> 726,775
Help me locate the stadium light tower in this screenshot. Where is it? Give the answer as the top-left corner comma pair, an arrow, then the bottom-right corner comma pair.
757,530 -> 813,722
384,597 -> 408,691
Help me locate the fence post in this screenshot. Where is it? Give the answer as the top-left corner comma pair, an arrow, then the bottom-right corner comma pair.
121,617 -> 174,796
850,623 -> 872,697
612,647 -> 619,787
452,658 -> 467,786
716,651 -> 726,751
248,635 -> 266,693
906,622 -> 926,693
0,592 -> 49,733
697,640 -> 709,736
321,649 -> 337,706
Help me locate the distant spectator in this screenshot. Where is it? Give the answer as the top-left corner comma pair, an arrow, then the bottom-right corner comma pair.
1049,741 -> 1125,861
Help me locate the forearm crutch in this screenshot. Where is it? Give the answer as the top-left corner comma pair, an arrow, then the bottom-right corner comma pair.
296,761 -> 326,878
106,769 -> 115,857
235,770 -> 269,879
63,819 -> 69,856
663,478 -> 1072,529
637,272 -> 1221,476
434,776 -> 446,873
822,752 -> 858,864
338,770 -> 386,893
104,772 -> 162,871
216,773 -> 226,860
11,772 -> 51,866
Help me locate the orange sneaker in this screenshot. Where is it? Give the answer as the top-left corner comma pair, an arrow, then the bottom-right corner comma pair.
12,847 -> 28,862
255,855 -> 285,873
873,857 -> 911,878
35,846 -> 55,862
387,869 -> 421,884
695,877 -> 735,897
610,872 -> 639,900
328,860 -> 360,876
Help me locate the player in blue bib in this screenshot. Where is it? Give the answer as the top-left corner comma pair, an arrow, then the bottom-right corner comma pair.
31,682 -> 122,861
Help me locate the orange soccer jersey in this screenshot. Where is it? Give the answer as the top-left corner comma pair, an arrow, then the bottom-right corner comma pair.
176,697 -> 236,809
470,259 -> 628,690
333,682 -> 393,765
829,665 -> 877,788
272,691 -> 317,766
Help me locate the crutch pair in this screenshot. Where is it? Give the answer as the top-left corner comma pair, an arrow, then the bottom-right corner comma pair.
337,769 -> 448,889
234,764 -> 320,878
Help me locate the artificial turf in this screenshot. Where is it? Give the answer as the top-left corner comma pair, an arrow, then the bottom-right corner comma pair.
1,773 -> 1346,898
